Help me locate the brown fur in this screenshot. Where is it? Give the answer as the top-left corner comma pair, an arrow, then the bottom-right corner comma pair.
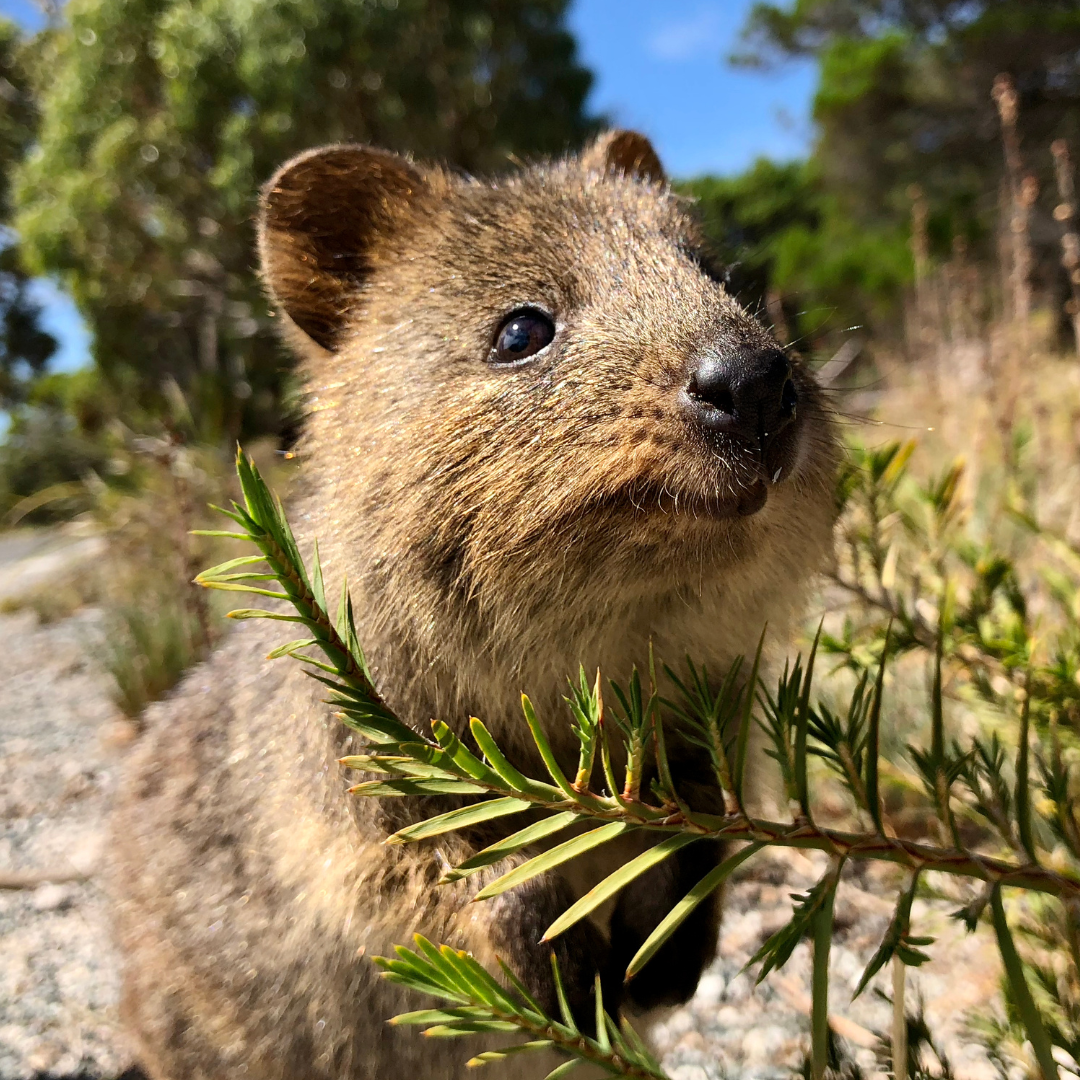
111,132 -> 839,1079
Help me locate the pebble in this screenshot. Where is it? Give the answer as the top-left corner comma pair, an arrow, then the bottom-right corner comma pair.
30,885 -> 72,913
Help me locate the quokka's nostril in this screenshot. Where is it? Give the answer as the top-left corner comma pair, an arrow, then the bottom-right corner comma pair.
705,386 -> 735,414
683,348 -> 797,443
687,363 -> 736,415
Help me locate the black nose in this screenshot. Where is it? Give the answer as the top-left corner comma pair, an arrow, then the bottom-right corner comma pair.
683,348 -> 798,448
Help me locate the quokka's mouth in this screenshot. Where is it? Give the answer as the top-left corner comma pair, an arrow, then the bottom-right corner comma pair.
574,421 -> 807,526
596,475 -> 774,522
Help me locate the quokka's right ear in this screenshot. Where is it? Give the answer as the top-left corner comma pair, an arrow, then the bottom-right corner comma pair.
581,130 -> 665,184
258,144 -> 428,352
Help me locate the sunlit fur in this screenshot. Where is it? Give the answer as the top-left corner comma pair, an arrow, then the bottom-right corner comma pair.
112,134 -> 839,1080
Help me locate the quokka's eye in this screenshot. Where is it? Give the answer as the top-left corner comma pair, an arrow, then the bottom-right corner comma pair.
490,308 -> 555,365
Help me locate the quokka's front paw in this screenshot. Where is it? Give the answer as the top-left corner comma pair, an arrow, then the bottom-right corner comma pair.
607,839 -> 724,1011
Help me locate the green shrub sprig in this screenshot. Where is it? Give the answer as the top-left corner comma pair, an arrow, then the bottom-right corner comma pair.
197,450 -> 1080,1080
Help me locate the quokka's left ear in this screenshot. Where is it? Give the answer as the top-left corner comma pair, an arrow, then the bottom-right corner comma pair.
258,144 -> 429,353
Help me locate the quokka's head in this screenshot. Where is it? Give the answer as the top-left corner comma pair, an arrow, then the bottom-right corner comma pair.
258,131 -> 839,677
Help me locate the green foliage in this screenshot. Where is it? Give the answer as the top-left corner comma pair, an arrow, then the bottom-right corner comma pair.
11,0 -> 597,440
681,160 -> 912,346
854,872 -> 933,998
197,449 -> 1080,1080
0,246 -> 57,411
743,2 -> 1080,267
759,632 -> 820,814
677,161 -> 818,331
808,666 -> 873,804
0,367 -> 136,525
0,397 -> 114,522
826,437 -> 1080,733
195,449 -> 409,744
749,861 -> 841,984
688,1 -> 1080,344
662,652 -> 748,811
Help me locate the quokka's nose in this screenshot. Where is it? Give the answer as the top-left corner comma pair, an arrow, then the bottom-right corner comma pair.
682,347 -> 798,449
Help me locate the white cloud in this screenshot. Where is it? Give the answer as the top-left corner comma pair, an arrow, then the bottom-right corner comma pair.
646,5 -> 725,62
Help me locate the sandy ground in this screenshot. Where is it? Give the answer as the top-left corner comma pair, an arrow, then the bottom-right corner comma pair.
0,532 -> 1004,1080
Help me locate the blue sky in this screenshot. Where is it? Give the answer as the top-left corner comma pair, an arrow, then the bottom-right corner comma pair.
1,0 -> 815,374
569,0 -> 815,177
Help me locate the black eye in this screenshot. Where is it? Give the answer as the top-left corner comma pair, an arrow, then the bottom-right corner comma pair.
491,308 -> 555,365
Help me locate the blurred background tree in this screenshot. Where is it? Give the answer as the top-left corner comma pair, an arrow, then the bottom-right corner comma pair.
0,16 -> 111,522
684,0 -> 1080,345
10,0 -> 598,446
0,18 -> 56,412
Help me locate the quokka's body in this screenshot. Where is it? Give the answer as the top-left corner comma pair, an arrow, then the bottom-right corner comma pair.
111,131 -> 840,1079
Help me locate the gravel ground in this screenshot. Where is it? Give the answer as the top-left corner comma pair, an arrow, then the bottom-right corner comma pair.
655,851 -> 1002,1080
0,544 -> 1003,1080
0,606 -> 138,1079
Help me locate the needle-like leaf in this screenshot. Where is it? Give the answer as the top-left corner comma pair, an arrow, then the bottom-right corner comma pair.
626,843 -> 762,979
990,886 -> 1060,1080
521,695 -> 577,798
541,834 -> 702,941
439,812 -> 580,884
386,797 -> 532,844
734,628 -> 766,812
795,622 -> 823,821
472,823 -> 630,901
865,625 -> 891,835
469,718 -> 567,801
1016,683 -> 1036,863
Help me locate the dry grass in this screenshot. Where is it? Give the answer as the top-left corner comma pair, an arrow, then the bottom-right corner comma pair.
0,435 -> 293,720
86,436 -> 292,720
0,575 -> 101,623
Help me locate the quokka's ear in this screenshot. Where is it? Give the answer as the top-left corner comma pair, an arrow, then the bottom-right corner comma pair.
581,130 -> 665,184
258,144 -> 428,352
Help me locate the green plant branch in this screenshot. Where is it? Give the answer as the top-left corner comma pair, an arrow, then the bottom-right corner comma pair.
352,757 -> 1080,900
376,937 -> 668,1079
826,568 -> 935,650
196,449 -> 1080,1080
